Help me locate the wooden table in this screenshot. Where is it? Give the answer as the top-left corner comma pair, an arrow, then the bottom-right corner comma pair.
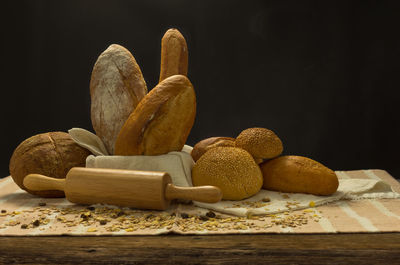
0,233 -> 399,264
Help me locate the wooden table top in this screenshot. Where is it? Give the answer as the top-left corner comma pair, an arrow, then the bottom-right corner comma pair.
0,233 -> 399,264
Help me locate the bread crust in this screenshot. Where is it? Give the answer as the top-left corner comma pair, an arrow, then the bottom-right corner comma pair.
192,147 -> 263,200
235,128 -> 283,160
260,156 -> 339,195
115,75 -> 196,156
90,44 -> 147,154
191,137 -> 235,162
9,132 -> 91,198
159,28 -> 188,82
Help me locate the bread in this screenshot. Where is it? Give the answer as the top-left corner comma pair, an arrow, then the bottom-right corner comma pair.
9,132 -> 91,197
159,28 -> 188,82
115,75 -> 196,156
235,128 -> 283,161
192,147 -> 263,200
260,156 -> 339,195
191,137 -> 235,162
90,44 -> 147,154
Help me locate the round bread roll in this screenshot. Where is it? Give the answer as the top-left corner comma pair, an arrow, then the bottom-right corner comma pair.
235,128 -> 283,160
192,147 -> 263,200
9,132 -> 91,197
191,137 -> 235,162
260,156 -> 339,196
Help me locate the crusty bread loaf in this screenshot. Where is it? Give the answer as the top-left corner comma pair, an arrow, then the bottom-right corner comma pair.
192,147 -> 263,200
90,44 -> 147,154
9,132 -> 91,198
191,137 -> 235,162
235,128 -> 283,161
114,75 -> 196,156
260,156 -> 339,196
159,28 -> 188,82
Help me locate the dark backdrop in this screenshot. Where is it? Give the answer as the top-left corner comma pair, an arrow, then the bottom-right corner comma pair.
2,0 -> 400,179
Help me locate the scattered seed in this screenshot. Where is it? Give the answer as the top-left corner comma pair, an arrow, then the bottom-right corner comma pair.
21,224 -> 28,229
32,220 -> 40,227
206,211 -> 216,218
86,206 -> 95,211
262,197 -> 271,202
99,220 -> 107,225
180,213 -> 189,219
110,213 -> 118,219
146,214 -> 155,219
199,216 -> 209,221
1,210 -> 7,213
38,202 -> 46,206
81,212 -> 92,219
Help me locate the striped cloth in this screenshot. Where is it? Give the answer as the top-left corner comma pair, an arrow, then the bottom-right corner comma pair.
0,169 -> 399,235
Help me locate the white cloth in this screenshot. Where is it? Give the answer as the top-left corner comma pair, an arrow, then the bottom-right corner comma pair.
68,128 -> 400,217
68,128 -> 194,187
194,178 -> 400,217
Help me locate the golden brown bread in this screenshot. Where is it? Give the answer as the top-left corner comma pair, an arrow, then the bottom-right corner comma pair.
191,137 -> 235,162
235,127 -> 283,160
192,147 -> 263,200
159,28 -> 188,82
9,132 -> 91,197
90,44 -> 147,154
260,156 -> 339,196
115,75 -> 196,156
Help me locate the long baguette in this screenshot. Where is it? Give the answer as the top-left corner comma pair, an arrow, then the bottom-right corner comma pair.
115,75 -> 196,156
159,28 -> 188,82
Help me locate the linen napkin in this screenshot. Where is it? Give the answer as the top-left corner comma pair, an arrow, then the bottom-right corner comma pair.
69,128 -> 194,187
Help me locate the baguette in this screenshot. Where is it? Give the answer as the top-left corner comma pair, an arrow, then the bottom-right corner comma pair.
159,28 -> 188,82
115,75 -> 196,156
260,156 -> 339,195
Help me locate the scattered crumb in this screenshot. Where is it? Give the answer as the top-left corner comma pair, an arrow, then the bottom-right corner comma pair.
262,197 -> 271,202
0,201 -> 325,233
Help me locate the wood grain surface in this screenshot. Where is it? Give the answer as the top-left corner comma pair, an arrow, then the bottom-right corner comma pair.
0,233 -> 399,264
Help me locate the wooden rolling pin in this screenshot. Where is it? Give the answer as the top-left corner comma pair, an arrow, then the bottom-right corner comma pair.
23,167 -> 222,210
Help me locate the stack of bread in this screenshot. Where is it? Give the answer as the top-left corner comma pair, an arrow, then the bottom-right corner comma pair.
9,29 -> 195,197
191,127 -> 339,200
9,27 -> 339,204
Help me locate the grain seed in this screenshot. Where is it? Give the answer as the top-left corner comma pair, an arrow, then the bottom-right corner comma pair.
206,211 -> 216,218
180,213 -> 189,219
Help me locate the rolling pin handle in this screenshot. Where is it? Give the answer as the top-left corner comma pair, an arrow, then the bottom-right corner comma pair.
165,184 -> 223,203
23,174 -> 66,192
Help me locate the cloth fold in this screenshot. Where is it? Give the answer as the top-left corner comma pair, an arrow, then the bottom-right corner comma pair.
194,178 -> 400,217
68,128 -> 400,217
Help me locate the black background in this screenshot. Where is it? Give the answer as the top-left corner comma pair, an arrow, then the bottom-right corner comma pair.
2,0 -> 400,179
